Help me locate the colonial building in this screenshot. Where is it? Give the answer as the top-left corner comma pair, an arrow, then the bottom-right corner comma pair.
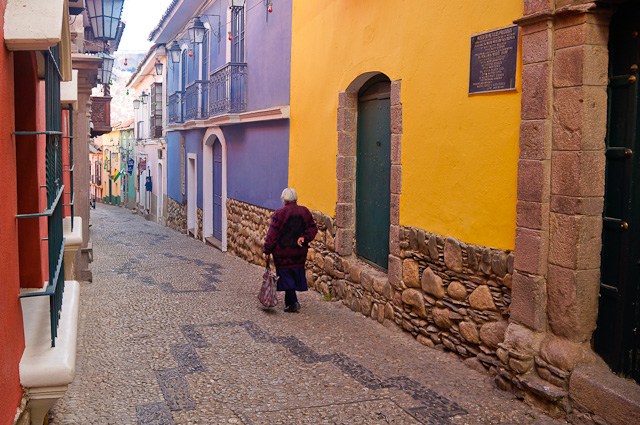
149,0 -> 291,253
0,1 -> 126,423
127,47 -> 168,223
284,0 -> 640,423
118,119 -> 136,210
94,124 -> 125,206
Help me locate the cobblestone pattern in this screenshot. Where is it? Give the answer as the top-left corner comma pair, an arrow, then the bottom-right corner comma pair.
166,197 -> 186,233
49,205 -> 564,425
226,198 -> 272,266
308,211 -> 514,379
144,321 -> 467,425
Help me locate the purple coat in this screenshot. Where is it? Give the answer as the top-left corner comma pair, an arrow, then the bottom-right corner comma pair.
263,202 -> 318,269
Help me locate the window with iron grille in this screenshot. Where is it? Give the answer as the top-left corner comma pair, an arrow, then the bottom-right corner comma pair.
16,45 -> 66,347
150,83 -> 163,138
231,6 -> 245,63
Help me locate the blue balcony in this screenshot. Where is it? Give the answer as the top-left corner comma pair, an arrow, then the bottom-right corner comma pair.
209,62 -> 247,116
184,80 -> 209,121
167,63 -> 247,125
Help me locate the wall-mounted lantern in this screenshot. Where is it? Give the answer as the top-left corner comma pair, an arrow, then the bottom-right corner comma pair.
188,17 -> 206,44
168,41 -> 182,64
85,0 -> 125,41
154,58 -> 163,76
97,52 -> 115,84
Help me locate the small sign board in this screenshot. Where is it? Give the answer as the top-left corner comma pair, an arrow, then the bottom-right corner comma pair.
127,158 -> 134,175
469,25 -> 519,95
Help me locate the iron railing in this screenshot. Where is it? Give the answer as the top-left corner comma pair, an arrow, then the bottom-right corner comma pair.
16,47 -> 66,347
15,132 -> 66,348
168,91 -> 183,124
209,62 -> 247,116
184,80 -> 209,121
167,63 -> 247,124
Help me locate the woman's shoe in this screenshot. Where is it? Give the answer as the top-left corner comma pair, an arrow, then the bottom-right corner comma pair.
284,302 -> 300,313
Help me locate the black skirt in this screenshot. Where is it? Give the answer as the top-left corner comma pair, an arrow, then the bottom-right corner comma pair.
276,267 -> 308,292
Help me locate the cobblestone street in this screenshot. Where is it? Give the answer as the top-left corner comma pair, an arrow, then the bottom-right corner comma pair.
50,204 -> 566,425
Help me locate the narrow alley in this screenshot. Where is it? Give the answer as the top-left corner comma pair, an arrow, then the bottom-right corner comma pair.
50,205 -> 562,425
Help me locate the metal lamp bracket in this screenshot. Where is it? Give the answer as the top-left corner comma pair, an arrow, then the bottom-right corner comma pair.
199,15 -> 222,43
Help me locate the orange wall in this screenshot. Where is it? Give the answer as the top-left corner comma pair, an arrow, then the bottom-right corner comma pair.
0,0 -> 26,420
15,52 -> 45,289
62,109 -> 71,217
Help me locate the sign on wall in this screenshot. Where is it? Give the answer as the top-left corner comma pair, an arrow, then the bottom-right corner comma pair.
469,25 -> 519,95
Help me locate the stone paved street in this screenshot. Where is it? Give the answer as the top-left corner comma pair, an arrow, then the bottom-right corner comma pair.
50,204 -> 567,425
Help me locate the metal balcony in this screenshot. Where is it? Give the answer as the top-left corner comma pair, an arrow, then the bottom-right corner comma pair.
184,80 -> 209,121
209,62 -> 247,116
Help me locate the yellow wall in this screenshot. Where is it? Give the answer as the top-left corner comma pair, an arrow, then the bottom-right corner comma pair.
289,0 -> 522,250
99,129 -> 122,199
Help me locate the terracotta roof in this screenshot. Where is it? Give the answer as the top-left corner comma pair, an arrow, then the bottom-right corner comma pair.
148,0 -> 180,41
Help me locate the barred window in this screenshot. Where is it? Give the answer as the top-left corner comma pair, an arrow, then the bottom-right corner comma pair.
150,83 -> 163,138
231,6 -> 245,63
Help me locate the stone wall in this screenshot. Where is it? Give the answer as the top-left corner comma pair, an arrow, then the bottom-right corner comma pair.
196,208 -> 203,240
227,198 -> 272,266
166,197 -> 186,233
307,210 -> 516,389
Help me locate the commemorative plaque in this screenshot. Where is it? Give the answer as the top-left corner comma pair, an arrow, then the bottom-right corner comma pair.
469,25 -> 519,94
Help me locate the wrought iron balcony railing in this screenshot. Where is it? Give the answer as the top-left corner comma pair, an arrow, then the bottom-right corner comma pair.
184,80 -> 209,121
167,63 -> 247,125
209,62 -> 247,116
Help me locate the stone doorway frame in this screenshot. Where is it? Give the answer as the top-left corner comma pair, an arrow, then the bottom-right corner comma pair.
335,72 -> 403,280
509,0 -> 640,417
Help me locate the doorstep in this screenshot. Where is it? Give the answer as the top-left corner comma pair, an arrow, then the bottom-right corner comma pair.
570,363 -> 640,425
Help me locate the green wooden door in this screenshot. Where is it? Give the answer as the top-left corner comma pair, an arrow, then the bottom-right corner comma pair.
356,79 -> 391,269
595,4 -> 640,383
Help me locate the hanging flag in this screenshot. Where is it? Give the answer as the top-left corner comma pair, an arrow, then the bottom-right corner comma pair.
112,169 -> 122,181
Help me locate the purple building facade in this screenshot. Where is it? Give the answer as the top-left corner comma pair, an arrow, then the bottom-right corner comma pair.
152,0 -> 291,259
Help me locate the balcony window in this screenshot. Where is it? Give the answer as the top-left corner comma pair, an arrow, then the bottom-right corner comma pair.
231,6 -> 245,63
150,83 -> 163,138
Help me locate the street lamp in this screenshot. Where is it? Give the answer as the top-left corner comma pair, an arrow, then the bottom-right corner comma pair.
97,52 -> 115,84
154,58 -> 164,76
133,99 -> 140,109
188,17 -> 206,44
140,91 -> 149,105
85,0 -> 125,41
168,41 -> 182,64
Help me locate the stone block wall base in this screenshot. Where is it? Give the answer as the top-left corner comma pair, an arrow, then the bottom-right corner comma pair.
166,198 -> 187,234
569,364 -> 640,425
226,199 -> 273,266
307,209 -> 515,388
197,208 -> 203,241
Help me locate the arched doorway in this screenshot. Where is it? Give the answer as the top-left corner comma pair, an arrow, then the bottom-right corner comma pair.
356,75 -> 391,269
202,128 -> 228,251
595,3 -> 640,382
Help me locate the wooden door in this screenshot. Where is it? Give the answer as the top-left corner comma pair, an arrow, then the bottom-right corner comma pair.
595,4 -> 640,383
356,78 -> 391,269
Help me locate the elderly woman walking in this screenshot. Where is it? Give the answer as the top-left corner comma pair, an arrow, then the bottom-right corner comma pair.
263,188 -> 318,312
